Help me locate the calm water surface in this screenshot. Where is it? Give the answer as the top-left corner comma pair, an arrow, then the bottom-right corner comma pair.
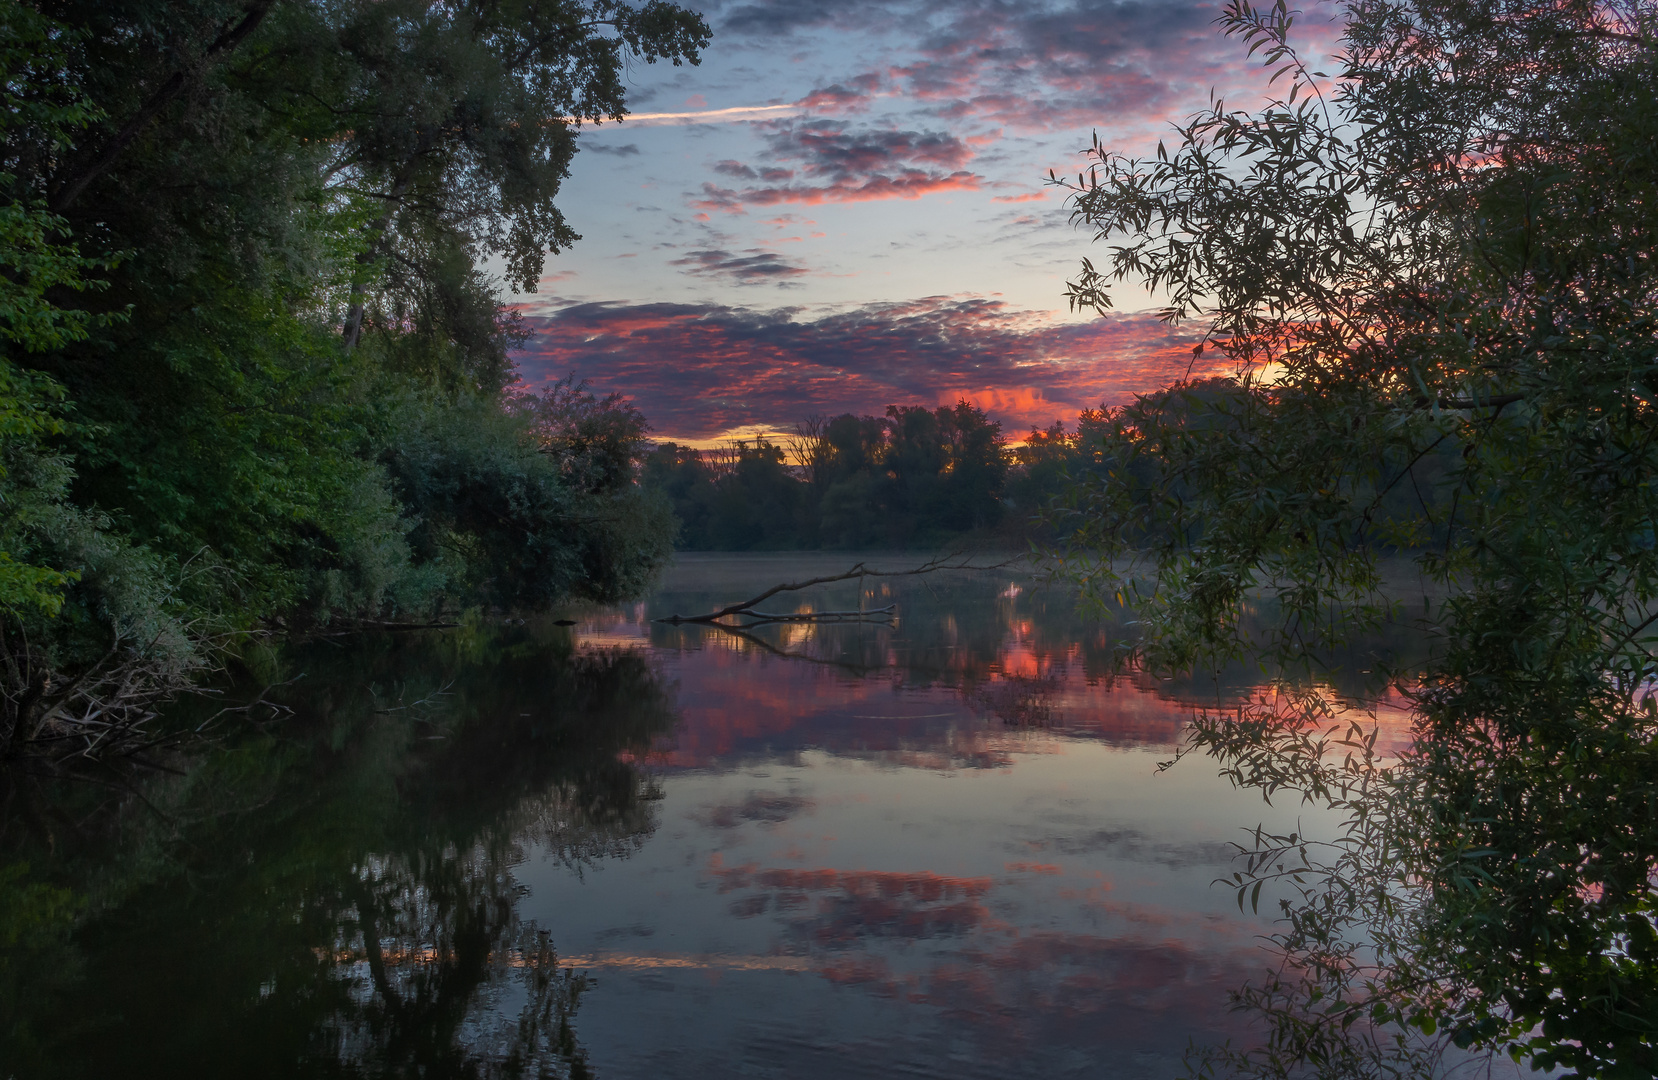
1,554 -> 1421,1079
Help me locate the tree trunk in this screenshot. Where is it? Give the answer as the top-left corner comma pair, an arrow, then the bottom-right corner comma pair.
341,167 -> 417,350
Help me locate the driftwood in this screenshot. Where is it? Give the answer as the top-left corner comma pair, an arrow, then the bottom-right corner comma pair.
655,553 -> 1012,629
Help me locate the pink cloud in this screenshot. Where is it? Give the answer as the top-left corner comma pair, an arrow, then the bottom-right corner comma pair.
695,119 -> 985,213
696,170 -> 980,212
513,297 -> 1227,440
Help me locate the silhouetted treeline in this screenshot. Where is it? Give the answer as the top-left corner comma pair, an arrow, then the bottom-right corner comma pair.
643,400 -> 1111,550
643,380 -> 1460,552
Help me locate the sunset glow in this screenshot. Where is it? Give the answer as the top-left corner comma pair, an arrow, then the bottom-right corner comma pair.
511,0 -> 1343,442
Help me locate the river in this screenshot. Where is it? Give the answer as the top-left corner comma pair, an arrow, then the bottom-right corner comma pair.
1,553 -> 1434,1078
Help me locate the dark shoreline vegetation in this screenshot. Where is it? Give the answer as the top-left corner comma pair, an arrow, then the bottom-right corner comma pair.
2,0 -> 1657,1077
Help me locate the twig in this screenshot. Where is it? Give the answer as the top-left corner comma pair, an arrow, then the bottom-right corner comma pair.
738,605 -> 895,624
655,553 -> 1013,626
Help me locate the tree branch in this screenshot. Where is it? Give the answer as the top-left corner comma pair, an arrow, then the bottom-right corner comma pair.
52,0 -> 278,212
654,553 -> 1013,626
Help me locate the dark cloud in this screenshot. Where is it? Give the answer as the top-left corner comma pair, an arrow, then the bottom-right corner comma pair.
696,119 -> 982,212
765,120 -> 974,174
512,297 -> 1223,440
895,0 -> 1222,131
795,81 -> 879,112
719,0 -> 1214,51
925,0 -> 1218,65
668,247 -> 810,285
729,0 -> 1258,133
713,160 -> 795,181
584,142 -> 641,156
717,0 -> 904,35
695,171 -> 978,211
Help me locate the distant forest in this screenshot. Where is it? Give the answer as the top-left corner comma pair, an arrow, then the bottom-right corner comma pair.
642,400 -> 1114,551
639,380 -> 1464,553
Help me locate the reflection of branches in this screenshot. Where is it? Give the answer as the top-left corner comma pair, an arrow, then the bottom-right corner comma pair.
521,777 -> 662,871
370,680 -> 454,716
973,671 -> 1066,727
334,845 -> 597,1078
655,553 -> 1012,628
684,620 -> 890,676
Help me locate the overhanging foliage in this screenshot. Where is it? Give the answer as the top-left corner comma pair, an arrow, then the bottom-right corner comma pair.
1052,0 -> 1658,1073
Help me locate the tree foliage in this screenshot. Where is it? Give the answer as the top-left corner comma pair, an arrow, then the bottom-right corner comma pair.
0,0 -> 707,756
1052,0 -> 1658,1074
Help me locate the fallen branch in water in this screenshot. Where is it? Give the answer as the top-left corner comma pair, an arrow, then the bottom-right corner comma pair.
655,552 -> 1014,628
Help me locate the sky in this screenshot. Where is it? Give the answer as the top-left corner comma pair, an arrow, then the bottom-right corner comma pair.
510,0 -> 1342,445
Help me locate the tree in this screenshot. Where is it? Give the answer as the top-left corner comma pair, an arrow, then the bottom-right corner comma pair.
0,0 -> 707,757
931,399 -> 1009,533
706,439 -> 804,551
641,442 -> 717,548
0,0 -> 109,617
1053,0 -> 1658,1074
883,400 -> 1008,542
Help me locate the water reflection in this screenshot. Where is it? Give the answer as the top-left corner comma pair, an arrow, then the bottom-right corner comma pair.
328,845 -> 592,1078
1,555 -> 1428,1079
494,559 -> 1335,1076
1,632 -> 672,1079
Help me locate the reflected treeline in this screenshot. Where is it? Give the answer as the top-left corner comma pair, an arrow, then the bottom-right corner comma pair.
644,569 -> 1117,684
638,564 -> 1439,718
0,622 -> 676,1079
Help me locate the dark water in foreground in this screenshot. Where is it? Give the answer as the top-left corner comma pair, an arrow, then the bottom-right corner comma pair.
1,554 -> 1420,1079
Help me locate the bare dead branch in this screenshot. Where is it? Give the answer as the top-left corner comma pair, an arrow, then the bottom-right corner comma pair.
654,552 -> 1014,627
